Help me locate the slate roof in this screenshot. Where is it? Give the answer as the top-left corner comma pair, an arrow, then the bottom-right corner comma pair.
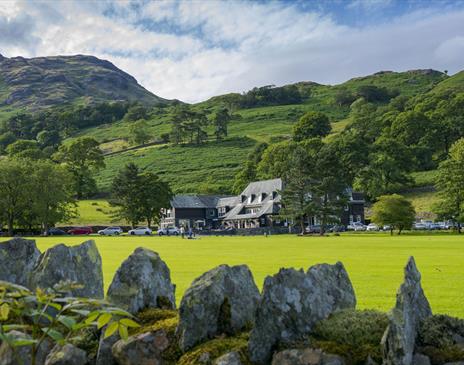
171,195 -> 232,209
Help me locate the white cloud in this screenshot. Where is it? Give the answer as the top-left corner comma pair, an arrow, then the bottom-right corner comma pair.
0,0 -> 463,102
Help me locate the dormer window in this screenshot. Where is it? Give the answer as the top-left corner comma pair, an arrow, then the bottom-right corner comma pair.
248,194 -> 255,204
241,195 -> 247,203
272,191 -> 277,199
258,193 -> 266,203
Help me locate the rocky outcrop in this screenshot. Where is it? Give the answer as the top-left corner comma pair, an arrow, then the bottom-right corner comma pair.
107,248 -> 175,314
112,330 -> 170,365
0,238 -> 40,286
381,257 -> 432,365
411,354 -> 430,365
177,264 -> 260,351
0,330 -> 52,365
271,348 -> 345,365
30,240 -> 104,298
44,344 -> 87,365
214,351 -> 243,365
248,262 -> 356,364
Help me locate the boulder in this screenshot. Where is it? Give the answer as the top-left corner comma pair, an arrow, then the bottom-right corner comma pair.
96,332 -> 119,365
381,257 -> 432,365
248,262 -> 356,364
44,344 -> 87,365
271,348 -> 345,365
0,238 -> 40,286
30,240 -> 104,298
214,351 -> 243,365
107,248 -> 175,314
0,330 -> 52,365
412,354 -> 430,365
112,330 -> 170,365
177,264 -> 260,351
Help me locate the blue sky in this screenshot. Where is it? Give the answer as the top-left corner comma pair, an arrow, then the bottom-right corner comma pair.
1,0 -> 464,102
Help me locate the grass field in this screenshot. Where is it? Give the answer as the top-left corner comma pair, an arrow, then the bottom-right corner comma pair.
28,233 -> 464,317
64,200 -> 121,226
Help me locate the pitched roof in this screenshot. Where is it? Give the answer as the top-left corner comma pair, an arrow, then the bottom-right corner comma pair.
240,178 -> 283,197
171,195 -> 233,209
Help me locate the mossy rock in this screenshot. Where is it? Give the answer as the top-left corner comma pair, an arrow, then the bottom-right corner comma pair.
418,345 -> 464,365
136,307 -> 178,326
310,309 -> 389,365
177,332 -> 251,365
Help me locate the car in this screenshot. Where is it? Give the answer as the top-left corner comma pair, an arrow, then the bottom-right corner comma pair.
347,222 -> 367,231
382,225 -> 391,231
46,228 -> 67,236
67,227 -> 92,235
429,223 -> 442,230
158,227 -> 180,236
366,223 -> 379,231
413,223 -> 427,230
98,226 -> 123,236
128,227 -> 152,235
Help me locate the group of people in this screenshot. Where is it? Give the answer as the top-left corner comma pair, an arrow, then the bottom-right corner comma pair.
180,226 -> 195,239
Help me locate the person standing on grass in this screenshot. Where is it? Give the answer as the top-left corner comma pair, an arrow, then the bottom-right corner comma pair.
180,226 -> 185,239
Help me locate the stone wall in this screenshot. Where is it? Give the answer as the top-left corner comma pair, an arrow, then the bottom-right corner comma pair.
0,237 -> 462,365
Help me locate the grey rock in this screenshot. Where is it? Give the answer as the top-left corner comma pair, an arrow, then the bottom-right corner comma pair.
365,356 -> 378,365
214,351 -> 243,365
96,332 -> 119,365
412,354 -> 430,365
30,240 -> 104,298
443,363 -> 464,365
249,262 -> 356,364
45,344 -> 87,365
112,330 -> 170,365
107,248 -> 175,314
0,330 -> 52,365
381,257 -> 432,365
0,238 -> 40,286
271,348 -> 345,365
177,264 -> 260,351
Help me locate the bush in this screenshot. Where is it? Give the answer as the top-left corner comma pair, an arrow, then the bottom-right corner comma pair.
311,309 -> 389,365
417,315 -> 464,364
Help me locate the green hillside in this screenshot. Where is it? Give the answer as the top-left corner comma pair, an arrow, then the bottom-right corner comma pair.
77,69 -> 447,193
431,70 -> 464,94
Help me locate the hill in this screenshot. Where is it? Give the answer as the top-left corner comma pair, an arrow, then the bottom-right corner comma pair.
0,54 -> 171,118
79,69 -> 448,193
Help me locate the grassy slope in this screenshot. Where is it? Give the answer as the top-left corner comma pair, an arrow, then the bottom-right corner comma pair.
30,234 -> 464,317
65,200 -> 121,226
75,70 -> 446,193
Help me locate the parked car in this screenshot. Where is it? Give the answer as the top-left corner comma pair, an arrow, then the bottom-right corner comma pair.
347,222 -> 367,231
46,228 -> 67,236
329,224 -> 346,232
68,227 -> 92,235
366,223 -> 379,231
413,223 -> 427,230
382,225 -> 391,231
98,226 -> 123,236
429,222 -> 442,230
158,227 -> 180,236
128,227 -> 152,235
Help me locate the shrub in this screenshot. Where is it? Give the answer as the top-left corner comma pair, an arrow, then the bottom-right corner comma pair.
417,315 -> 464,364
311,309 -> 389,365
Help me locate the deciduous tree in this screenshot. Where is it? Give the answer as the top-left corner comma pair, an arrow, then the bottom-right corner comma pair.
371,194 -> 415,235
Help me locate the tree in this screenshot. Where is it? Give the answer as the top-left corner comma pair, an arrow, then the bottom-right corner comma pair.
124,103 -> 148,121
293,111 -> 331,141
129,120 -> 152,145
371,194 -> 415,235
232,142 -> 268,194
6,139 -> 44,160
111,163 -> 172,228
334,89 -> 356,107
212,107 -> 231,141
0,159 -> 32,236
37,129 -> 61,148
31,161 -> 76,234
54,137 -> 105,198
433,138 -> 464,232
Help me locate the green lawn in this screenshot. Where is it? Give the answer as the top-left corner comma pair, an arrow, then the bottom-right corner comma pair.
64,200 -> 120,226
28,233 -> 464,317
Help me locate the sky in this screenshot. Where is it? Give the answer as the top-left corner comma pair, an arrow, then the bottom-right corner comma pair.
0,0 -> 464,103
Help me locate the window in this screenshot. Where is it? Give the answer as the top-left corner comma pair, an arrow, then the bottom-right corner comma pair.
344,205 -> 349,211
356,215 -> 362,223
349,215 -> 354,224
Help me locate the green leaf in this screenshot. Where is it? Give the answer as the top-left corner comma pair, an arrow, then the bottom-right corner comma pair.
71,309 -> 90,317
104,322 -> 119,339
10,339 -> 37,347
118,324 -> 128,340
0,303 -> 10,320
58,315 -> 77,330
41,328 -> 64,342
119,318 -> 140,328
85,311 -> 100,325
97,313 -> 112,329
2,324 -> 29,331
